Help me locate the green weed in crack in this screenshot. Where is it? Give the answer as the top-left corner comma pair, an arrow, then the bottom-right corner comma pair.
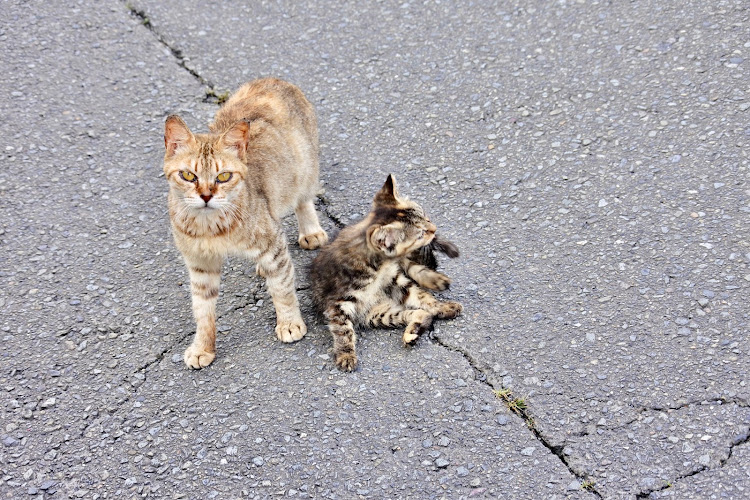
204,88 -> 231,105
494,388 -> 529,420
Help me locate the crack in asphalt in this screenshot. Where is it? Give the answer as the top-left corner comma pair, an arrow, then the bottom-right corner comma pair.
123,1 -> 217,97
633,425 -> 749,498
429,332 -> 603,499
597,397 -> 750,433
115,4 -> 745,498
315,192 -> 347,229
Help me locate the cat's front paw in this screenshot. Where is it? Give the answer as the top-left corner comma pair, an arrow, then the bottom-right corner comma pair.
275,319 -> 307,343
422,271 -> 451,291
298,231 -> 328,250
335,352 -> 358,372
184,344 -> 216,369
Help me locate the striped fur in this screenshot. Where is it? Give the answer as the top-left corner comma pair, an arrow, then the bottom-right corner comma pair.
310,175 -> 462,372
163,78 -> 327,369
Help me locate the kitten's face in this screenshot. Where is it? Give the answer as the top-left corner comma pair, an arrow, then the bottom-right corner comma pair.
367,175 -> 437,257
163,116 -> 249,224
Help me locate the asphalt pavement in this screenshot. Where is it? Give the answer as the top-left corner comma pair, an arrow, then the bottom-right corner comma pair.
1,0 -> 748,498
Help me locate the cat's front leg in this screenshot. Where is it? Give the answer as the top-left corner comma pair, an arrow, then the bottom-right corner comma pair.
402,259 -> 451,291
183,253 -> 224,369
255,232 -> 306,343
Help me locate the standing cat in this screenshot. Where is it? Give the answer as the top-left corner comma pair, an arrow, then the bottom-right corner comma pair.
310,175 -> 462,371
163,78 -> 328,369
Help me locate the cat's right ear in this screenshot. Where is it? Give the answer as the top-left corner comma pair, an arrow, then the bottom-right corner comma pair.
373,174 -> 400,207
164,115 -> 195,158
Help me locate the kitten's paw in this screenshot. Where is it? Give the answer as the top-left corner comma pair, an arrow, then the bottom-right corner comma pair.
298,231 -> 328,250
438,301 -> 463,319
184,344 -> 216,369
403,310 -> 431,345
402,330 -> 420,345
335,352 -> 358,372
422,271 -> 451,291
275,319 -> 307,343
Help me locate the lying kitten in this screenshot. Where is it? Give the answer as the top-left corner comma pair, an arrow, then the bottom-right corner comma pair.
310,175 -> 462,371
163,78 -> 327,369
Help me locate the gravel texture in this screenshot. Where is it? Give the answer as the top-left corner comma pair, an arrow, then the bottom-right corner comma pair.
1,0 -> 748,498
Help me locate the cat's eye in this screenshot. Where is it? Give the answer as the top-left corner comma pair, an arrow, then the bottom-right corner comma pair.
216,172 -> 232,183
180,171 -> 196,182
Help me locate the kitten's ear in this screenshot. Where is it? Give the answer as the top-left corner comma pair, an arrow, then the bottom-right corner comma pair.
220,121 -> 249,161
373,174 -> 400,207
368,224 -> 402,254
164,115 -> 195,158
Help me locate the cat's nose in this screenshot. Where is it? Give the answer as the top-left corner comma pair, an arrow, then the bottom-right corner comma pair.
427,222 -> 437,233
200,193 -> 213,203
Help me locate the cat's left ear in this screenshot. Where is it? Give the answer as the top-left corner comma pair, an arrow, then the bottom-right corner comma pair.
368,223 -> 402,255
164,115 -> 196,158
373,174 -> 400,207
220,121 -> 250,161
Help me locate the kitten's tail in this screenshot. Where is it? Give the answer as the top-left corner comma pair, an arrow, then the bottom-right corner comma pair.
430,235 -> 459,259
412,234 -> 459,270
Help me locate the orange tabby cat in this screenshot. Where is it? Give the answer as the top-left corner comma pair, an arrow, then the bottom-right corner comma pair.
162,78 -> 327,369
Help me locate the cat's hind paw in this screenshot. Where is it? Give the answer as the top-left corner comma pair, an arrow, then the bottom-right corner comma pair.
298,230 -> 328,250
335,352 -> 358,372
184,344 -> 216,369
403,310 -> 432,345
438,301 -> 463,319
276,319 -> 307,343
402,330 -> 420,345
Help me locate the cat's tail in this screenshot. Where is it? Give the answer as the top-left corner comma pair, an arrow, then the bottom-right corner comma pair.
412,234 -> 459,270
430,235 -> 459,259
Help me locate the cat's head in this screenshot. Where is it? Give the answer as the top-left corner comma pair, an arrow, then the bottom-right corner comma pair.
366,174 -> 437,257
162,115 -> 249,218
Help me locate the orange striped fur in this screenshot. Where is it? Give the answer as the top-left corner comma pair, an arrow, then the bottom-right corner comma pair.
163,78 -> 327,369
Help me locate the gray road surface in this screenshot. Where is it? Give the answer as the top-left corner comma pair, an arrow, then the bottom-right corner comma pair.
1,0 -> 748,498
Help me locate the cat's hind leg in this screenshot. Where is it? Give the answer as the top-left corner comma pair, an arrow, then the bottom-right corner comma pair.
255,230 -> 307,343
294,198 -> 328,249
404,285 -> 463,320
366,301 -> 433,345
325,303 -> 358,371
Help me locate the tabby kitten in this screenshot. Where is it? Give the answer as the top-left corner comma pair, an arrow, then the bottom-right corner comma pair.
310,175 -> 462,371
163,78 -> 328,369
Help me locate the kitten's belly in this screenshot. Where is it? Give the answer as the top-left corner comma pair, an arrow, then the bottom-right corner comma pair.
351,261 -> 401,312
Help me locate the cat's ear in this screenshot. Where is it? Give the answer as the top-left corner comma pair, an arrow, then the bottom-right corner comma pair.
220,121 -> 249,161
373,174 -> 400,207
164,115 -> 195,158
368,223 -> 402,255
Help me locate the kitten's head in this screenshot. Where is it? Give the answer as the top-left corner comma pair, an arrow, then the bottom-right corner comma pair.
162,115 -> 249,225
366,174 -> 437,257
